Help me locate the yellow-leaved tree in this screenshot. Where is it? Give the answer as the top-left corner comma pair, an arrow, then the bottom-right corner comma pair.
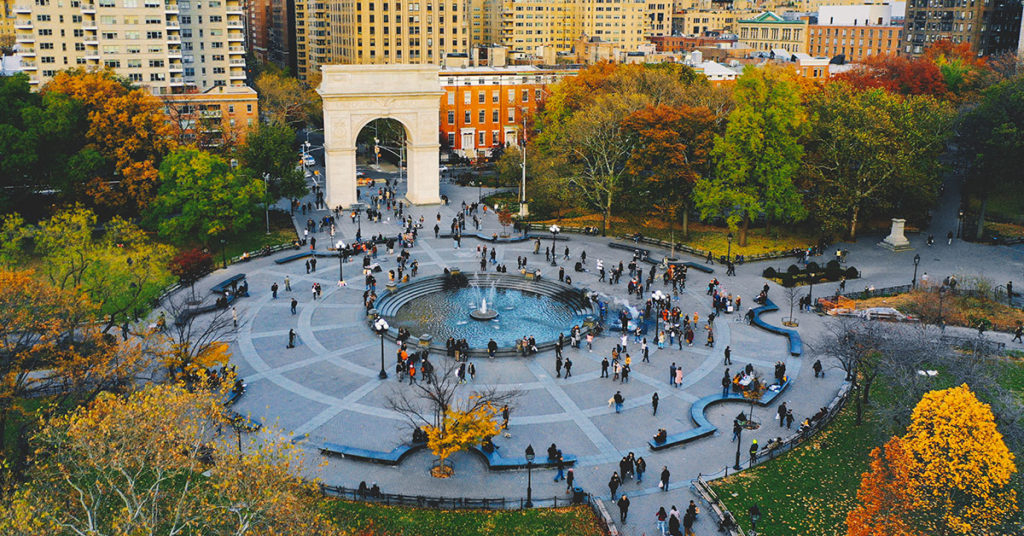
848,384 -> 1018,536
425,396 -> 501,478
0,383 -> 344,536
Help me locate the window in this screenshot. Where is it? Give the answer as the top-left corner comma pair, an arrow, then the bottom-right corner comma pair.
39,42 -> 53,49
492,109 -> 498,122
102,32 -> 118,39
447,132 -> 455,146
521,89 -> 528,102
478,110 -> 485,123
478,131 -> 485,146
507,108 -> 514,122
126,31 -> 141,39
149,59 -> 164,67
127,59 -> 141,67
492,90 -> 498,103
104,60 -> 120,68
447,110 -> 454,124
491,130 -> 499,144
41,56 -> 55,63
535,88 -> 541,101
464,110 -> 470,123
246,104 -> 252,112
146,31 -> 163,39
477,91 -> 484,103
447,91 -> 454,105
129,73 -> 143,82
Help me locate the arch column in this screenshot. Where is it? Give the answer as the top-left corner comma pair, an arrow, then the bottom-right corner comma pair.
317,64 -> 443,208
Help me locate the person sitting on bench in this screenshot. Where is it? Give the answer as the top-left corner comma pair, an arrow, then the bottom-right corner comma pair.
653,428 -> 667,443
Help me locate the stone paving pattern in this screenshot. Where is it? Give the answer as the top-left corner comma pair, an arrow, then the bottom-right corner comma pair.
196,164 -> 1024,536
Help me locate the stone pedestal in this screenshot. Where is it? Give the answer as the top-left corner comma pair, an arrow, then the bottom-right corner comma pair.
879,218 -> 912,251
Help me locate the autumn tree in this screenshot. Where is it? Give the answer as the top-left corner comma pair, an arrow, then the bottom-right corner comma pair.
255,71 -> 320,126
150,147 -> 266,245
848,385 -> 1018,536
43,69 -> 176,214
836,54 -> 949,98
958,75 -> 1024,240
158,291 -> 237,378
803,82 -> 952,239
170,247 -> 215,301
0,383 -> 344,536
238,121 -> 307,201
494,145 -> 524,188
497,208 -> 514,236
426,397 -> 502,477
621,103 -> 717,241
694,66 -> 807,246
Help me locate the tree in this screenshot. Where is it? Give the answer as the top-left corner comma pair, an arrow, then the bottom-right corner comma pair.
151,147 -> 266,245
425,397 -> 502,477
238,121 -> 308,201
44,69 -> 176,214
158,291 -> 238,378
0,268 -> 150,489
170,247 -> 214,301
26,207 -> 175,330
621,104 -> 717,241
254,71 -> 320,126
958,76 -> 1024,240
0,383 -> 344,536
846,437 -> 922,536
497,208 -> 514,236
494,145 -> 524,188
848,385 -> 1018,536
803,82 -> 952,239
836,54 -> 949,99
693,66 -> 807,246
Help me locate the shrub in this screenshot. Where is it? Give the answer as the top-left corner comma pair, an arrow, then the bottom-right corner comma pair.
845,267 -> 860,279
825,265 -> 842,281
787,264 -> 801,275
806,261 -> 820,272
826,260 -> 841,272
763,267 -> 777,278
780,274 -> 794,287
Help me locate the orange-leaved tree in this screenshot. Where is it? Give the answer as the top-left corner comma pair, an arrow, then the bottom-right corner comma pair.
425,396 -> 501,477
43,69 -> 176,214
848,384 -> 1018,536
0,383 -> 344,536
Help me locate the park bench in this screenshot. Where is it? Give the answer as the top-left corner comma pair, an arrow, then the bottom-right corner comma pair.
649,378 -> 792,451
320,441 -> 427,465
274,251 -> 313,264
210,273 -> 247,295
608,242 -> 716,274
751,298 -> 803,356
471,445 -> 578,471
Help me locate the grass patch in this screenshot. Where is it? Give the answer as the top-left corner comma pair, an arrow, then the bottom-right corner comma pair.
482,191 -> 520,211
320,500 -> 605,536
984,221 -> 1024,239
532,214 -> 814,257
217,210 -> 298,260
710,400 -> 883,536
851,290 -> 1024,332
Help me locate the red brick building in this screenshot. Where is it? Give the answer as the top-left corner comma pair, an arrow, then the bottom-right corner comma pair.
807,25 -> 903,62
439,65 -> 578,161
648,35 -> 736,53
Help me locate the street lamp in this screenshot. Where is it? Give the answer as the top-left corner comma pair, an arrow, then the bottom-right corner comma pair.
726,232 -> 733,263
957,209 -> 965,239
524,444 -> 535,507
549,224 -> 560,267
374,316 -> 389,379
220,239 -> 227,269
733,424 -> 743,470
912,254 -> 921,289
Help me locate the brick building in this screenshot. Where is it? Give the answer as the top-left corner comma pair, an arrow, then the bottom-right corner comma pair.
807,24 -> 902,61
161,85 -> 258,148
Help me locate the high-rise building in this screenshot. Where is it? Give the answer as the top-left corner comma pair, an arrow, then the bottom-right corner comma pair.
14,0 -> 246,93
2,0 -> 16,48
329,0 -> 472,65
903,0 -> 1022,56
247,0 -> 296,71
293,0 -> 328,79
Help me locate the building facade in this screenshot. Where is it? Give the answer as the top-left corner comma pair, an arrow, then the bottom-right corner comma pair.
14,0 -> 245,92
738,11 -> 808,52
903,0 -> 1021,56
1,0 -> 15,48
438,65 -> 576,159
807,23 -> 901,60
329,0 -> 471,64
161,84 -> 257,147
293,0 -> 328,80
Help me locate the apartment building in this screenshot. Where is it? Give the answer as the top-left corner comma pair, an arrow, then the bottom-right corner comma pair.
246,0 -> 295,69
2,0 -> 15,47
14,0 -> 245,93
439,64 -> 576,159
808,24 -> 901,61
329,0 -> 472,64
738,11 -> 808,53
161,84 -> 258,146
293,0 -> 327,79
903,0 -> 1021,56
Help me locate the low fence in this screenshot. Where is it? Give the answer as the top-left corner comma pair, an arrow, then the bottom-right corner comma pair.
690,381 -> 853,535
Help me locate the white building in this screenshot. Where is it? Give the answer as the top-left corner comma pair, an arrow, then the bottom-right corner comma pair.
817,2 -> 904,26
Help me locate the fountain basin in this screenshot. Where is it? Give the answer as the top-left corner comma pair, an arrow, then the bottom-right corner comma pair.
469,308 -> 499,321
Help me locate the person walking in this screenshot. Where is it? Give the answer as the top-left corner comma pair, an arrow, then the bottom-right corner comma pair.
564,357 -> 573,378
683,510 -> 696,536
732,419 -> 742,442
652,392 -> 659,416
669,362 -> 677,386
608,472 -> 621,500
724,345 -> 732,365
284,276 -> 291,291
668,510 -> 681,536
813,359 -> 824,378
617,494 -> 630,524
613,391 -> 624,413
1015,324 -> 1024,343
271,282 -> 279,299
635,456 -> 646,483
749,439 -> 759,465
659,466 -> 670,491
601,357 -> 609,378
778,402 -> 788,427
501,405 -> 510,429
565,468 -> 575,493
287,329 -> 296,349
290,298 -> 298,315
553,453 -> 565,482
232,306 -> 238,328
656,507 -> 669,536
555,355 -> 563,378
722,374 -> 731,398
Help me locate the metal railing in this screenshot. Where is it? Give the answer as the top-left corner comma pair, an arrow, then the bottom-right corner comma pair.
321,484 -> 593,511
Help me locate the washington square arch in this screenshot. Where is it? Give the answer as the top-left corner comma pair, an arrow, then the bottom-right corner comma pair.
318,64 -> 443,208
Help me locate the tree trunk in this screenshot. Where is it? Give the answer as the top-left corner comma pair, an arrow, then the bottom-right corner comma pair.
682,203 -> 689,238
601,211 -> 608,237
848,205 -> 860,241
855,396 -> 864,426
975,195 -> 988,241
738,216 -> 750,247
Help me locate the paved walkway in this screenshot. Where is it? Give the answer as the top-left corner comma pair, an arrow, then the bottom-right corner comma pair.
192,163 -> 1024,536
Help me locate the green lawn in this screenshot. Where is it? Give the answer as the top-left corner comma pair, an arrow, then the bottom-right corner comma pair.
710,400 -> 883,536
321,500 -> 605,536
219,209 -> 298,261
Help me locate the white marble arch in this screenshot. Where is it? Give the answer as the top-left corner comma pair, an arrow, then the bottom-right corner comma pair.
317,64 -> 443,208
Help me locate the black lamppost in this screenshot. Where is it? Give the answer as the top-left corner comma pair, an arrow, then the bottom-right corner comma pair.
549,224 -> 560,267
338,243 -> 347,286
726,232 -> 733,263
374,316 -> 389,379
957,209 -> 965,238
733,425 -> 743,470
524,444 -> 535,507
220,239 -> 227,269
912,254 -> 921,289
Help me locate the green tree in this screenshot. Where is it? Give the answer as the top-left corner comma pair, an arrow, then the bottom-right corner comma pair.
803,82 -> 952,239
238,122 -> 307,201
494,145 -> 523,189
959,76 -> 1024,240
151,148 -> 266,245
693,66 -> 807,246
254,71 -> 320,126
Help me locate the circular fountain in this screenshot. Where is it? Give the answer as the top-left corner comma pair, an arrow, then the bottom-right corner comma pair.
468,298 -> 499,321
373,272 -> 596,350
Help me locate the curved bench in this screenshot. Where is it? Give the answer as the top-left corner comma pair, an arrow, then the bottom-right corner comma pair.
751,298 -> 803,356
470,446 -> 578,471
320,441 -> 427,465
438,232 -> 567,244
608,242 -> 715,274
649,378 -> 792,451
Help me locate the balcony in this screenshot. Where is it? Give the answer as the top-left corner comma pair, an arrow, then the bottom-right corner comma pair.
165,2 -> 179,12
82,23 -> 97,30
167,36 -> 181,42
167,49 -> 182,57
80,3 -> 96,12
229,46 -> 244,52
199,110 -> 222,118
84,38 -> 99,45
22,63 -> 37,70
14,21 -> 32,30
227,34 -> 244,42
84,53 -> 100,60
16,35 -> 34,43
229,71 -> 246,79
230,58 -> 245,65
14,5 -> 31,13
168,64 -> 183,72
20,48 -> 35,56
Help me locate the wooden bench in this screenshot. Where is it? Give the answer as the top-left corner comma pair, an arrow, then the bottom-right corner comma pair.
320,441 -> 427,465
650,379 -> 791,451
751,298 -> 803,356
471,446 -> 578,471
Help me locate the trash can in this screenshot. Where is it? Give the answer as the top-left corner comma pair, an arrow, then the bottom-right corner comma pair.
572,487 -> 585,505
